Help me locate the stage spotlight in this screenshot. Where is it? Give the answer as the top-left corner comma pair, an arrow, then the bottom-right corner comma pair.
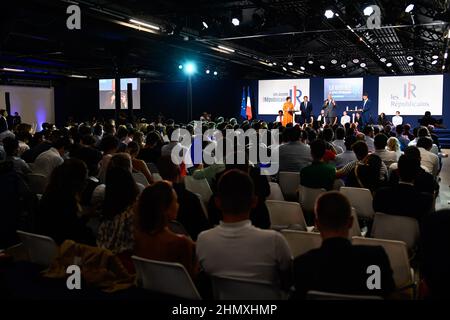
406,56 -> 413,61
184,62 -> 196,75
320,65 -> 325,70
386,62 -> 392,67
324,10 -> 335,19
213,71 -> 218,75
341,64 -> 347,68
360,62 -> 367,68
202,21 -> 209,29
287,61 -> 293,66
352,58 -> 360,63
178,64 -> 183,70
232,18 -> 240,26
272,62 -> 277,66
408,61 -> 414,66
380,57 -> 386,62
205,69 -> 210,74
308,60 -> 314,64
431,60 -> 438,65
444,52 -> 448,59
331,59 -> 337,64
268,62 -> 273,66
363,6 -> 374,16
405,4 -> 414,13
432,55 -> 438,59
300,66 -> 305,70
443,65 -> 446,70
282,66 -> 287,71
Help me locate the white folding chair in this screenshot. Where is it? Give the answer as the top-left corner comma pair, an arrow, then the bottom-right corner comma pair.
152,173 -> 163,182
267,182 -> 285,201
371,212 -> 420,252
184,176 -> 213,205
132,256 -> 201,300
349,207 -> 362,238
279,172 -> 300,201
280,230 -> 322,258
26,173 -> 48,195
132,172 -> 149,186
340,187 -> 375,220
352,236 -> 415,291
266,200 -> 307,231
307,290 -> 383,300
211,275 -> 284,300
299,185 -> 326,214
16,230 -> 58,266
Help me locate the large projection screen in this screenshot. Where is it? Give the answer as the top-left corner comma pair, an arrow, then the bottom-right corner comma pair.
99,78 -> 141,110
258,79 -> 310,115
323,78 -> 363,101
378,75 -> 443,115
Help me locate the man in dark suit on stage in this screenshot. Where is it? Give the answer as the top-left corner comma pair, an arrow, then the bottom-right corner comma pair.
322,93 -> 337,126
292,192 -> 395,299
361,93 -> 373,126
299,96 -> 313,125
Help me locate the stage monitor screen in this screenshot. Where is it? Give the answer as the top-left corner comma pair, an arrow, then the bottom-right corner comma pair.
378,75 -> 443,115
258,79 -> 310,115
323,77 -> 363,101
99,78 -> 141,110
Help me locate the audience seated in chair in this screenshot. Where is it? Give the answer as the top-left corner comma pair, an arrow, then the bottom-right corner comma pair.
126,141 -> 154,184
197,169 -> 292,289
292,192 -> 395,299
373,133 -> 397,167
134,181 -> 199,278
346,153 -> 384,192
373,155 -> 434,221
278,126 -> 312,173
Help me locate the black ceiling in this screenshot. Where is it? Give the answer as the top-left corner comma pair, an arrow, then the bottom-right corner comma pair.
0,0 -> 449,85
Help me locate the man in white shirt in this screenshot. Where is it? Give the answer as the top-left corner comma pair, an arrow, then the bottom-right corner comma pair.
417,137 -> 439,176
33,137 -> 68,177
196,169 -> 293,288
340,111 -> 351,126
279,127 -> 312,172
392,111 -> 403,127
335,136 -> 357,169
275,110 -> 283,123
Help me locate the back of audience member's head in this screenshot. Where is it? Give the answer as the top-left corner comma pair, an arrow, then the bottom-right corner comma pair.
352,141 -> 369,160
374,133 -> 388,150
107,153 -> 132,172
344,135 -> 357,151
216,169 -> 255,216
335,127 -> 345,140
395,124 -> 404,135
52,136 -> 71,152
2,137 -> 19,156
286,126 -> 301,142
404,146 -> 421,161
315,192 -> 352,235
93,124 -> 103,136
387,137 -> 400,152
100,135 -> 119,153
104,123 -> 116,136
418,127 -> 430,138
363,125 -> 373,136
103,167 -> 139,219
126,141 -> 140,157
43,159 -> 87,201
358,154 -> 382,191
136,181 -> 178,234
116,126 -> 128,140
322,128 -> 334,142
145,131 -> 163,147
373,126 -> 380,135
310,139 -> 326,161
398,154 -> 419,183
80,135 -> 96,147
157,155 -> 180,182
417,137 -> 433,151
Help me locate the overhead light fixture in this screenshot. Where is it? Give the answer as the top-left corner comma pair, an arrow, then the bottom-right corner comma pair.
443,65 -> 446,70
69,74 -> 87,78
129,18 -> 160,31
287,61 -> 293,66
205,69 -> 210,74
363,6 -> 374,16
324,9 -> 335,19
231,18 -> 240,26
300,66 -> 305,70
408,61 -> 414,66
272,62 -> 277,66
405,4 -> 415,13
308,60 -> 314,64
406,56 -> 414,61
432,55 -> 439,59
341,64 -> 347,68
184,62 -> 197,75
217,45 -> 235,53
386,62 -> 392,67
320,65 -> 325,70
1,67 -> 25,72
346,25 -> 354,33
202,21 -> 208,29
213,71 -> 218,75
268,62 -> 273,66
380,57 -> 386,62
352,58 -> 360,64
431,60 -> 438,65
360,62 -> 367,68
282,66 -> 287,71
178,64 -> 183,69
444,52 -> 448,59
331,59 -> 338,64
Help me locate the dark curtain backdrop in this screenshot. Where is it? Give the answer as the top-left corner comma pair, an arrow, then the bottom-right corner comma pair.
54,74 -> 449,127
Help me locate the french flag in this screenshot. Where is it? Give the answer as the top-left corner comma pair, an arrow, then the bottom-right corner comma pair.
246,86 -> 253,120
